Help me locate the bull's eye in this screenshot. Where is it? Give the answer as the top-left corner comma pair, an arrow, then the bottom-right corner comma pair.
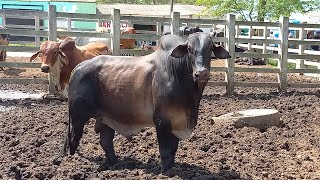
53,51 -> 58,55
188,47 -> 195,54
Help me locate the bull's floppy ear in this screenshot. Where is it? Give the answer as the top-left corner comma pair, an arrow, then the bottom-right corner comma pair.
30,51 -> 40,62
209,32 -> 216,39
59,50 -> 69,66
59,37 -> 76,51
170,42 -> 188,58
212,45 -> 231,59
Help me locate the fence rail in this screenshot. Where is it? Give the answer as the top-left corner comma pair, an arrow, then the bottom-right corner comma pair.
1,6 -> 320,95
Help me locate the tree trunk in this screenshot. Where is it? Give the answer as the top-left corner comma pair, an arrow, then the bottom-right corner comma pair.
257,0 -> 267,37
170,0 -> 174,15
257,0 -> 266,22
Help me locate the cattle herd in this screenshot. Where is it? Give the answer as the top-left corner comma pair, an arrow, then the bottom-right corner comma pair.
0,25 -> 319,173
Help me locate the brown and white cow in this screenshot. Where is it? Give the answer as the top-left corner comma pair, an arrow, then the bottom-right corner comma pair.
63,32 -> 231,172
120,27 -> 136,49
29,37 -> 111,97
76,27 -> 137,49
0,30 -> 10,68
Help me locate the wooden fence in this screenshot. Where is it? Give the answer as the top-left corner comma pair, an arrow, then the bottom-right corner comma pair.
1,5 -> 320,95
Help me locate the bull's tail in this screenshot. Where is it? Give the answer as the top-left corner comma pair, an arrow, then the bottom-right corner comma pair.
62,111 -> 71,156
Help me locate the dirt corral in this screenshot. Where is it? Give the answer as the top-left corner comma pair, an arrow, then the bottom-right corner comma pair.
1,56 -> 320,179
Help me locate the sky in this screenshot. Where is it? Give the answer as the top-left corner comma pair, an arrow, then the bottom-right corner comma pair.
290,10 -> 320,23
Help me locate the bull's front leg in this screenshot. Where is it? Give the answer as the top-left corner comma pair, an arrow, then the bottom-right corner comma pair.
97,121 -> 118,165
154,117 -> 180,173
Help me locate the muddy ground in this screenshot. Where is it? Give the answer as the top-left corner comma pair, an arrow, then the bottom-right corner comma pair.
1,56 -> 320,179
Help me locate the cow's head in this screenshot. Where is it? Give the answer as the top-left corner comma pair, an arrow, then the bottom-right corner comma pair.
169,32 -> 231,83
0,33 -> 9,62
181,26 -> 203,36
120,27 -> 136,49
189,26 -> 203,34
29,38 -> 74,73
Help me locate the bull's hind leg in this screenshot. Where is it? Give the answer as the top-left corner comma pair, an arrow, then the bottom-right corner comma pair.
66,65 -> 101,156
155,119 -> 180,172
69,98 -> 95,155
98,122 -> 118,165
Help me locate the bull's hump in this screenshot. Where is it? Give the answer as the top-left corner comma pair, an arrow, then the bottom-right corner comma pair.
159,34 -> 185,51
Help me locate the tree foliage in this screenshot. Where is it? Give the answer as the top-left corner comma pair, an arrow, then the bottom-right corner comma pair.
195,0 -> 320,21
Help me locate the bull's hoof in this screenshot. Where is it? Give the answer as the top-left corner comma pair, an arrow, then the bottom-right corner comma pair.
69,142 -> 78,155
160,156 -> 174,173
107,156 -> 118,165
98,157 -> 118,172
98,160 -> 109,172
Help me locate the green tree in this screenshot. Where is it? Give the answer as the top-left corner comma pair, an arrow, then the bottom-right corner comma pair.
196,0 -> 319,21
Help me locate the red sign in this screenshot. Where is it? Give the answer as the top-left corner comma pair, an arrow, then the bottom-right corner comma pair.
102,21 -> 128,30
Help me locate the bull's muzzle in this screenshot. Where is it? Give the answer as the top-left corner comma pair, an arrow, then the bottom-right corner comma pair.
194,68 -> 210,82
41,65 -> 50,73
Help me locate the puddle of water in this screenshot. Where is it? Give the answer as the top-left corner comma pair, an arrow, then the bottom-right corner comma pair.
0,105 -> 15,112
7,52 -> 35,57
0,90 -> 44,100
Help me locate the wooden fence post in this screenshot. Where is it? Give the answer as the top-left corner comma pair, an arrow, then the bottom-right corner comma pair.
297,27 -> 305,74
225,14 -> 236,95
111,8 -> 120,56
126,20 -> 133,28
67,18 -> 72,31
98,19 -> 103,28
48,5 -> 57,41
263,26 -> 269,64
1,14 -> 6,27
262,26 -> 268,54
35,15 -> 40,46
248,26 -> 253,52
156,21 -> 162,46
278,16 -> 289,92
171,12 -> 180,35
48,5 -> 58,95
236,25 -> 240,46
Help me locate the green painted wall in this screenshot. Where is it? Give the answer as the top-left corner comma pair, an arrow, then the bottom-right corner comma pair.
0,1 -> 97,29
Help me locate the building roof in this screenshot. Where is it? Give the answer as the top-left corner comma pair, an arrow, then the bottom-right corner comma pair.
97,4 -> 205,18
19,0 -> 96,2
